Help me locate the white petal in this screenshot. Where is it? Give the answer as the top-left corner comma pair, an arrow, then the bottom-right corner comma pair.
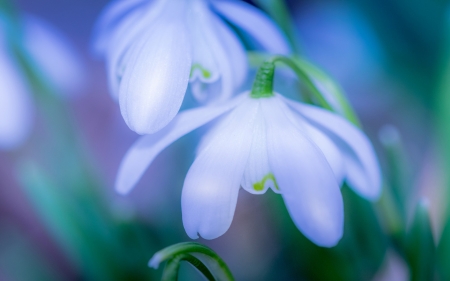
24,16 -> 85,95
182,97 -> 258,239
0,50 -> 33,149
282,99 -> 345,184
241,107 -> 277,194
91,0 -> 147,56
285,98 -> 381,200
106,0 -> 167,99
119,8 -> 192,134
303,124 -> 345,184
212,0 -> 291,54
115,96 -> 243,195
262,97 -> 343,247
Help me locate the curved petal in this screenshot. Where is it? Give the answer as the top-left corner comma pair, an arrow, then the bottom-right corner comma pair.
91,0 -> 148,56
262,97 -> 343,247
281,98 -> 345,184
182,98 -> 258,240
115,96 -> 243,195
212,0 -> 291,54
284,97 -> 381,200
119,10 -> 192,134
302,123 -> 345,184
0,50 -> 33,150
106,0 -> 167,99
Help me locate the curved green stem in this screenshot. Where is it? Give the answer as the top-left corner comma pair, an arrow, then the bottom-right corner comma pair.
161,253 -> 215,281
251,55 -> 331,108
150,242 -> 234,281
250,55 -> 360,126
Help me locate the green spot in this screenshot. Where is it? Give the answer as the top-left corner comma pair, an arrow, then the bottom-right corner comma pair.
190,63 -> 212,79
253,173 -> 279,192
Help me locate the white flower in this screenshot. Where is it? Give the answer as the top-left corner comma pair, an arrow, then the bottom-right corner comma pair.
93,0 -> 291,134
116,92 -> 381,247
0,15 -> 84,150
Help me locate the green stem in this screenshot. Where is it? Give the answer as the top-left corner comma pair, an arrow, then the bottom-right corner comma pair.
251,55 -> 333,111
150,242 -> 234,281
161,254 -> 215,281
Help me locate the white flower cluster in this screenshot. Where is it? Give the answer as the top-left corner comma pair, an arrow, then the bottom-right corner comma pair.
94,0 -> 381,247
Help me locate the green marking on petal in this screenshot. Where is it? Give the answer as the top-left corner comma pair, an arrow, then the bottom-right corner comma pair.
253,173 -> 279,192
190,63 -> 212,79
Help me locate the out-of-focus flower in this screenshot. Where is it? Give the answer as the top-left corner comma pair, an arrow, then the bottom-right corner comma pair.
116,92 -> 381,247
0,15 -> 84,150
93,0 -> 291,134
0,39 -> 33,150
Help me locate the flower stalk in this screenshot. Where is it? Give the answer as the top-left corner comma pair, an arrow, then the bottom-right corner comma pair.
150,242 -> 235,281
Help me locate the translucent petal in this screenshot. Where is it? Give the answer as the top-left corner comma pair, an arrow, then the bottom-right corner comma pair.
285,98 -> 381,199
212,0 -> 291,54
119,8 -> 191,134
262,97 -> 343,247
182,98 -> 258,240
115,96 -> 243,195
281,97 -> 345,184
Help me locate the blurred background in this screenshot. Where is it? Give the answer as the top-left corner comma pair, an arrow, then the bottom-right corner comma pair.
1,0 -> 450,280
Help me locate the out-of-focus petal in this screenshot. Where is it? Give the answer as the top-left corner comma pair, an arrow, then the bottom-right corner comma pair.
182,98 -> 258,240
119,8 -> 191,134
285,98 -> 381,199
91,0 -> 148,56
212,0 -> 291,54
0,49 -> 33,150
116,96 -> 243,195
263,97 -> 343,247
24,16 -> 85,96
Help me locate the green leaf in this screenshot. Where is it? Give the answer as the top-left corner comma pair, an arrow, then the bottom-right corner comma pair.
406,200 -> 436,281
437,215 -> 450,280
150,242 -> 235,281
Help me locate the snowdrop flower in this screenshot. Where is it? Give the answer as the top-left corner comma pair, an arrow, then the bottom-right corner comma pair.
0,15 -> 84,150
116,91 -> 381,247
93,0 -> 291,134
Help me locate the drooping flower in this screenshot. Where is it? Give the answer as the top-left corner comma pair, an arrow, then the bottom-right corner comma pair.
0,15 -> 84,150
116,92 -> 381,247
93,0 -> 291,134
